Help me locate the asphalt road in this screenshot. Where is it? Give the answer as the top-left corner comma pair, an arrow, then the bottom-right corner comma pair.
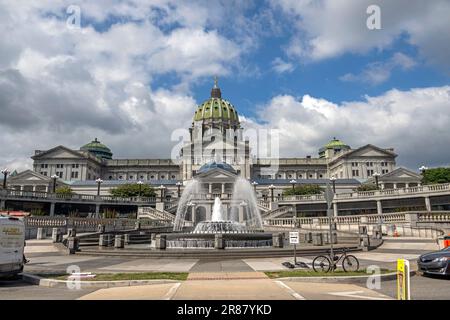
0,273 -> 448,300
375,273 -> 450,300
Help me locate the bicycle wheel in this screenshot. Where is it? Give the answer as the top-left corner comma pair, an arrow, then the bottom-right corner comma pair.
342,255 -> 359,272
312,255 -> 331,273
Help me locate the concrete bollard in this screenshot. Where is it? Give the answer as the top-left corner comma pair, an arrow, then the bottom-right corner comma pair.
67,237 -> 79,254
360,234 -> 370,251
67,228 -> 77,237
272,233 -> 284,248
358,226 -> 368,235
37,228 -> 45,240
214,234 -> 225,249
155,234 -> 166,250
372,225 -> 382,239
114,235 -> 124,248
312,233 -> 323,246
306,232 -> 312,243
124,234 -> 130,244
52,228 -> 63,243
99,234 -> 112,247
97,224 -> 105,233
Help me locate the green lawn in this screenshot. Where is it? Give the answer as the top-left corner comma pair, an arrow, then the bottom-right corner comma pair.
265,269 -> 393,279
40,272 -> 188,281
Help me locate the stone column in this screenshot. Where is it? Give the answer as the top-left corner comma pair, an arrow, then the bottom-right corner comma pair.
221,183 -> 225,194
0,199 -> 5,210
393,183 -> 397,189
50,202 -> 55,216
376,200 -> 383,215
95,204 -> 101,217
208,183 -> 212,194
424,196 -> 431,211
333,202 -> 338,217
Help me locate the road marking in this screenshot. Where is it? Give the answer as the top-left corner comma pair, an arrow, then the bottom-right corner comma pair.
328,290 -> 390,300
163,283 -> 181,300
275,281 -> 306,300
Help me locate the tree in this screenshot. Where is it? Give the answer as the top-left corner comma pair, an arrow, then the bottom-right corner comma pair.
110,183 -> 156,198
283,184 -> 322,196
354,184 -> 378,192
55,186 -> 74,196
422,167 -> 450,184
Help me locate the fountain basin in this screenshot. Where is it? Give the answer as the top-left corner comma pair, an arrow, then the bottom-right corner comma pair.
165,232 -> 273,249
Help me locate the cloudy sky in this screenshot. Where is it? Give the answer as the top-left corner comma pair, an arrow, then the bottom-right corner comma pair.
0,0 -> 449,172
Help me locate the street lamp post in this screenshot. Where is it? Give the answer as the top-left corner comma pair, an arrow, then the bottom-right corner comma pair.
329,176 -> 336,193
51,174 -> 59,193
1,168 -> 9,189
158,185 -> 166,202
269,184 -> 275,202
95,178 -> 103,196
373,172 -> 381,189
176,181 -> 182,198
419,165 -> 428,184
289,179 -> 297,191
137,180 -> 144,197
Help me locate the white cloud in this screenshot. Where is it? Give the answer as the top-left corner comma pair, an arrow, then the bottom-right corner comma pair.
242,86 -> 450,169
274,0 -> 450,70
271,57 -> 295,74
0,1 -> 246,171
340,52 -> 417,85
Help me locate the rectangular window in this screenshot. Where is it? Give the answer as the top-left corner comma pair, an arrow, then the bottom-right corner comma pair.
71,171 -> 79,179
367,169 -> 374,176
352,170 -> 359,177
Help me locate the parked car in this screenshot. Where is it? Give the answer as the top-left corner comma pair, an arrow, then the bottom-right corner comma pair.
0,215 -> 25,278
417,247 -> 450,276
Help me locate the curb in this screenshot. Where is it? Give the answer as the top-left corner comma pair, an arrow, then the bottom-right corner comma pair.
22,273 -> 180,289
276,270 -> 416,284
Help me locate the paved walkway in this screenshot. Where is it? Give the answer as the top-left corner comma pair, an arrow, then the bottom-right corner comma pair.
7,237 -> 445,300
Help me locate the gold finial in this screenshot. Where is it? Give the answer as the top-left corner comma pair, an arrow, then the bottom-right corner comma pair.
213,75 -> 218,88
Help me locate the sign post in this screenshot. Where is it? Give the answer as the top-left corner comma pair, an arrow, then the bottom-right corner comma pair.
289,231 -> 299,265
397,259 -> 411,300
324,183 -> 335,268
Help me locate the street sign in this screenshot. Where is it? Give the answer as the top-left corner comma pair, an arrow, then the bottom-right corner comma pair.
289,231 -> 299,244
397,259 -> 411,300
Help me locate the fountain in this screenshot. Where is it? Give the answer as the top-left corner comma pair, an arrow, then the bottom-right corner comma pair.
167,174 -> 271,248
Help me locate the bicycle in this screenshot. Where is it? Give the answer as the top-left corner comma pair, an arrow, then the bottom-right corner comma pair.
312,248 -> 359,273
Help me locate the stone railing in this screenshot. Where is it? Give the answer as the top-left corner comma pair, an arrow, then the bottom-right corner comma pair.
264,211 -> 449,227
418,212 -> 450,222
261,182 -> 450,203
1,189 -> 156,204
24,216 -> 172,232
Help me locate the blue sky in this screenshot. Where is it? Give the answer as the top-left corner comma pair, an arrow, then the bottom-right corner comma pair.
0,0 -> 449,170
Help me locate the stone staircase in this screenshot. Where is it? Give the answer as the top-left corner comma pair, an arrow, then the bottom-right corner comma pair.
138,206 -> 175,222
262,206 -> 295,220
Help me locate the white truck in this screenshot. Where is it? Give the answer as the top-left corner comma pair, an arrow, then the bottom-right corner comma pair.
0,215 -> 25,278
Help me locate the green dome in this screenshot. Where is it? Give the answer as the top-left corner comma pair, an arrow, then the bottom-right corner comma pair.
80,138 -> 113,160
193,97 -> 239,122
324,137 -> 348,148
193,77 -> 239,124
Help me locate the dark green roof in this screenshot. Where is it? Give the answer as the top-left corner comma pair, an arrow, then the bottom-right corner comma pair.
193,97 -> 239,122
80,138 -> 113,160
324,138 -> 348,148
